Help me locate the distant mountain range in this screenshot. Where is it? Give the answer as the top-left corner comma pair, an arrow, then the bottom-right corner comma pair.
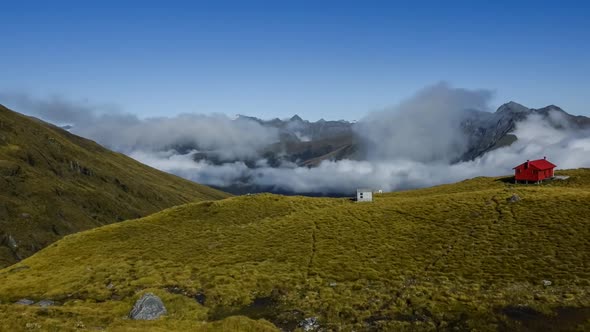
159,101 -> 589,194
192,101 -> 590,168
46,101 -> 590,195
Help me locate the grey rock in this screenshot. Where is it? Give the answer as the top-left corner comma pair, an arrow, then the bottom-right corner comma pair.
194,292 -> 206,305
6,234 -> 18,249
36,299 -> 55,307
24,322 -> 41,330
542,280 -> 552,286
299,317 -> 320,332
329,282 -> 337,287
129,293 -> 167,320
508,194 -> 521,203
16,298 -> 35,305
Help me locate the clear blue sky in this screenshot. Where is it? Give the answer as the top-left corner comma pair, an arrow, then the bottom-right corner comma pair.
1,0 -> 589,120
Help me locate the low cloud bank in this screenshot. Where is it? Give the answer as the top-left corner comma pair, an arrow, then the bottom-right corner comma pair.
0,92 -> 278,160
3,85 -> 590,195
355,82 -> 494,163
131,111 -> 590,194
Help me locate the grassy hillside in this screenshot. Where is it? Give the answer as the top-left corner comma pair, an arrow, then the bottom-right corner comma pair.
0,105 -> 230,268
0,169 -> 589,331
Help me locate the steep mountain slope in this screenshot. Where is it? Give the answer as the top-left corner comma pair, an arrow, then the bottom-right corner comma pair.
459,101 -> 590,161
0,169 -> 589,331
0,105 -> 230,268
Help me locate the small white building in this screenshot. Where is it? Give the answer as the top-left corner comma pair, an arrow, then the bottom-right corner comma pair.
356,188 -> 373,202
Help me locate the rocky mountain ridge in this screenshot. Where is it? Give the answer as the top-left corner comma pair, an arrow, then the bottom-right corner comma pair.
227,102 -> 590,167
459,102 -> 590,161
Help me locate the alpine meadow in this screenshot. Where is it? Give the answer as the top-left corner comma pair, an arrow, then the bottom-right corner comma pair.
0,170 -> 589,330
2,2 -> 590,331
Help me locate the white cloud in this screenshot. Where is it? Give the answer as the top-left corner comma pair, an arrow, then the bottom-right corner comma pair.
129,111 -> 590,194
354,82 -> 494,163
1,92 -> 279,160
4,86 -> 590,195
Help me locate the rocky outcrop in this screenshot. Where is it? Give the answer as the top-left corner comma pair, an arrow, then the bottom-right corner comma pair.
36,299 -> 56,307
15,298 -> 34,305
5,234 -> 17,250
299,317 -> 320,331
129,293 -> 167,320
507,194 -> 521,203
1,234 -> 21,261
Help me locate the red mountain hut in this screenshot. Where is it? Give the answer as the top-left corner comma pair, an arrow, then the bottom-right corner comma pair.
513,157 -> 556,183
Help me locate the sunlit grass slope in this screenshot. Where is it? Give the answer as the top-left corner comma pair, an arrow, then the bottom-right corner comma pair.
0,169 -> 589,331
0,105 -> 230,268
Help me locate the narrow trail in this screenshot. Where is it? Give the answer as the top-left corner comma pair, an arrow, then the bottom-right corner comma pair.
306,220 -> 317,278
491,196 -> 504,222
346,209 -> 370,226
508,205 -> 517,221
391,209 -> 431,222
424,237 -> 461,273
424,193 -> 504,274
368,199 -> 494,329
492,194 -> 518,222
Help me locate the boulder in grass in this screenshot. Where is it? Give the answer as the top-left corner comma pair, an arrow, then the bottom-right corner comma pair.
299,317 -> 320,331
507,194 -> 521,203
129,293 -> 167,320
16,298 -> 34,305
36,299 -> 55,307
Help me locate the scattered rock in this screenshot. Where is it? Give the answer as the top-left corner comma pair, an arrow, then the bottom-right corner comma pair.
21,213 -> 31,219
507,194 -> 521,203
25,322 -> 41,330
129,293 -> 167,320
299,317 -> 320,332
194,292 -> 206,305
36,299 -> 55,307
553,175 -> 570,181
106,282 -> 114,290
6,234 -> 18,249
329,282 -> 337,287
542,280 -> 552,287
16,298 -> 35,305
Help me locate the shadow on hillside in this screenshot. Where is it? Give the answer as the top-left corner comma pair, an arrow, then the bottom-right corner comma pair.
497,306 -> 590,332
210,295 -> 303,331
495,176 -> 516,184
